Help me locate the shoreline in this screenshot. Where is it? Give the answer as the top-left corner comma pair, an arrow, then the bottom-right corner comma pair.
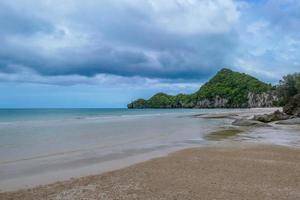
1,107 -> 300,199
1,143 -> 300,199
0,145 -> 194,192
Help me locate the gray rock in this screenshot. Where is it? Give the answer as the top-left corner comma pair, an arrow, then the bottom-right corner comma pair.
253,110 -> 293,123
193,92 -> 278,108
198,113 -> 238,119
247,92 -> 278,108
276,118 -> 300,125
232,119 -> 270,127
194,96 -> 228,108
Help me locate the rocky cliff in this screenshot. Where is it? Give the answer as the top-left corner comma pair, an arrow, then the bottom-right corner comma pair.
191,92 -> 278,108
247,92 -> 278,108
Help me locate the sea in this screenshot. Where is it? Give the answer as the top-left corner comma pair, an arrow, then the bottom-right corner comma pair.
0,108 -> 299,191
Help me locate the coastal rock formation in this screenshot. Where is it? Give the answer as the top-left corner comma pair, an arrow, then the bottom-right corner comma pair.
128,68 -> 278,109
276,118 -> 300,125
232,119 -> 270,127
253,110 -> 293,123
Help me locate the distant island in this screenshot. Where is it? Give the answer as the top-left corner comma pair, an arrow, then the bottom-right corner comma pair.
128,68 -> 278,109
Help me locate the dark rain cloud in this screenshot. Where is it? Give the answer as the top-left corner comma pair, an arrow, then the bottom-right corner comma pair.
0,0 -> 299,85
0,2 -> 54,35
0,0 -> 241,83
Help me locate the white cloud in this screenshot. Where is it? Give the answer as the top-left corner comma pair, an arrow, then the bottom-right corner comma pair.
0,0 -> 299,87
146,0 -> 239,35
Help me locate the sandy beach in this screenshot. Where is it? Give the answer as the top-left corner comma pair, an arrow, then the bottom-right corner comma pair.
1,144 -> 300,200
1,108 -> 300,199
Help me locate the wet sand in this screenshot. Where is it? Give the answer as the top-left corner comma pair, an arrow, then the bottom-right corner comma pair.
1,144 -> 300,200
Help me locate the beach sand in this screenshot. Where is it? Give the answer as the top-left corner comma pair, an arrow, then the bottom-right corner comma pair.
1,144 -> 300,200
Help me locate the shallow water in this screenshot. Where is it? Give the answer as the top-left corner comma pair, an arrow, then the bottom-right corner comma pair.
0,109 -> 228,162
0,108 -> 299,191
0,109 -> 230,190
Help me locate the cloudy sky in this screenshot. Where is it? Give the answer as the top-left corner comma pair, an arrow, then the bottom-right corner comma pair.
0,0 -> 299,108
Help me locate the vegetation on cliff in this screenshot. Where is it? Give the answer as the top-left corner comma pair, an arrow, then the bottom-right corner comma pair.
277,73 -> 300,116
277,73 -> 300,104
128,68 -> 274,108
192,68 -> 273,106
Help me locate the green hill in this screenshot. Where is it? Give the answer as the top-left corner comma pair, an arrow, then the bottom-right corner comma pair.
127,68 -> 275,108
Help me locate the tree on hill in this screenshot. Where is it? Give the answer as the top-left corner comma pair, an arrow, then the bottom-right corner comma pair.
277,73 -> 300,116
277,73 -> 300,104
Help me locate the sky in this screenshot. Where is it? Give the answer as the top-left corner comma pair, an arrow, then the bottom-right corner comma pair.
0,0 -> 299,108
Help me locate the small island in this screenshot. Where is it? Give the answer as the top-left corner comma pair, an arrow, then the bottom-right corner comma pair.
128,68 -> 278,109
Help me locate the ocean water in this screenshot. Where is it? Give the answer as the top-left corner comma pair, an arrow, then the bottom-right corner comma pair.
0,108 -> 232,190
0,108 -> 299,191
0,108 -> 207,122
0,108 -> 225,161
